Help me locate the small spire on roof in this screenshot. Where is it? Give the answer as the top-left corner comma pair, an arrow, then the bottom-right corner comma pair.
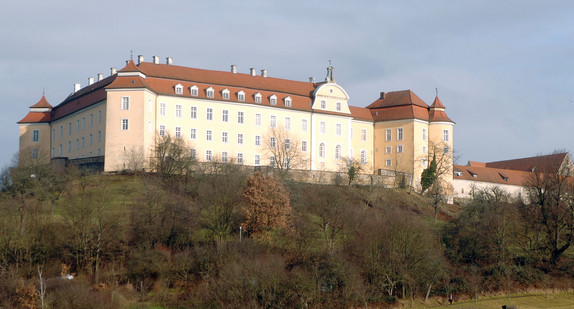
325,61 -> 335,83
435,88 -> 438,97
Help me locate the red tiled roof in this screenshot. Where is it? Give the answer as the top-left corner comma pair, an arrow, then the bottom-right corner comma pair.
430,96 -> 445,109
118,59 -> 139,72
366,90 -> 428,109
349,106 -> 374,121
18,112 -> 50,123
370,104 -> 430,122
50,75 -> 116,121
486,153 -> 571,174
30,96 -> 52,108
468,161 -> 486,167
429,109 -> 454,123
454,164 -> 529,186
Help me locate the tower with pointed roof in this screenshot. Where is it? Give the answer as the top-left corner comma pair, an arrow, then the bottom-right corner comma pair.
17,96 -> 53,165
367,90 -> 455,190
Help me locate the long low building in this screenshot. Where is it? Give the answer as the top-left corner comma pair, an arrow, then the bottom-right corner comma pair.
18,56 -> 455,189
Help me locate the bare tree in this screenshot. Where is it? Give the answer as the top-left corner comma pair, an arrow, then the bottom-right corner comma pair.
263,126 -> 305,175
341,157 -> 367,186
152,134 -> 196,179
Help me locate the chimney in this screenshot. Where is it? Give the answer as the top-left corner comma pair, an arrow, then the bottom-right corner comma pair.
153,56 -> 160,64
137,55 -> 144,65
166,57 -> 173,66
97,73 -> 104,81
111,67 -> 117,75
309,77 -> 315,83
380,92 -> 385,99
261,69 -> 267,78
88,77 -> 94,86
74,83 -> 81,93
250,68 -> 256,76
231,64 -> 237,74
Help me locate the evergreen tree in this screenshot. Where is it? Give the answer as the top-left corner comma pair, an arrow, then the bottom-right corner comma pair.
421,154 -> 437,193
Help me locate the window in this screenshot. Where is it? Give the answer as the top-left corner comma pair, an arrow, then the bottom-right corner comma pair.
270,115 -> 276,128
205,150 -> 212,161
284,97 -> 292,107
397,145 -> 403,153
121,118 -> 129,130
270,137 -> 276,149
320,100 -> 326,109
190,86 -> 198,96
443,129 -> 449,142
68,122 -> 72,135
206,87 -> 214,98
98,110 -> 102,123
51,147 -> 55,157
222,152 -> 228,163
82,117 -> 85,130
237,133 -> 244,144
320,121 -> 326,134
422,158 -> 428,167
385,146 -> 392,154
222,110 -> 229,122
270,95 -> 277,105
270,156 -> 276,167
59,125 -> 63,138
160,103 -> 166,116
81,137 -> 85,148
98,130 -> 101,142
159,125 -> 166,136
222,132 -> 228,143
186,129 -> 195,140
255,135 -> 261,146
319,143 -> 325,158
175,84 -> 183,95
422,128 -> 427,141
67,141 -> 71,152
336,124 -> 342,136
222,89 -> 230,100
397,128 -> 403,141
285,139 -> 291,150
254,93 -> 262,103
237,91 -> 245,101
255,113 -> 262,126
76,120 -> 80,131
31,148 -> 38,159
175,126 -> 182,138
75,139 -> 79,150
206,130 -> 212,141
385,159 -> 392,167
335,145 -> 342,159
336,102 -> 341,111
148,99 -> 152,113
301,141 -> 307,152
443,147 -> 449,154
237,153 -> 244,164
32,130 -> 39,142
254,154 -> 261,166
121,96 -> 130,110
386,129 -> 392,141
190,106 -> 197,119
423,146 -> 427,153
301,119 -> 308,131
59,144 -> 62,156
238,111 -> 244,124
361,129 -> 367,141
89,114 -> 93,127
190,148 -> 196,159
206,108 -> 213,120
284,117 -> 291,130
361,150 -> 367,164
89,134 -> 93,145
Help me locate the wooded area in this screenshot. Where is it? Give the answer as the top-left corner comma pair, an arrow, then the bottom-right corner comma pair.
1,149 -> 573,308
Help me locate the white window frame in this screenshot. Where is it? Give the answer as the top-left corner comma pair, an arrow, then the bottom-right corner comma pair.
222,132 -> 228,143
206,87 -> 214,98
222,151 -> 228,163
190,128 -> 197,139
254,93 -> 262,103
319,142 -> 326,158
255,135 -> 261,147
237,153 -> 244,165
206,107 -> 213,121
175,126 -> 182,138
270,115 -> 277,128
121,96 -> 130,110
237,90 -> 245,102
160,103 -> 166,116
335,144 -> 342,159
159,125 -> 166,136
284,117 -> 291,130
121,118 -> 129,131
175,84 -> 183,95
443,129 -> 449,142
269,95 -> 277,105
205,150 -> 212,162
361,150 -> 368,164
301,119 -> 308,132
175,104 -> 182,118
190,106 -> 197,119
301,141 -> 308,152
336,124 -> 342,136
385,159 -> 392,167
237,133 -> 244,145
254,154 -> 261,166
361,129 -> 367,141
270,137 -> 276,149
422,128 -> 427,141
206,130 -> 212,141
336,102 -> 341,111
190,148 -> 197,159
385,129 -> 392,141
385,146 -> 392,154
320,121 -> 326,134
222,110 -> 229,122
190,85 -> 199,96
32,130 -> 39,142
397,128 -> 404,141
320,100 -> 326,109
255,113 -> 262,126
238,111 -> 244,124
397,145 -> 403,153
284,96 -> 292,107
222,89 -> 230,100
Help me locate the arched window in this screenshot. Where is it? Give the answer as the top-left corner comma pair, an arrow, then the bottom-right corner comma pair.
360,150 -> 367,164
319,143 -> 326,158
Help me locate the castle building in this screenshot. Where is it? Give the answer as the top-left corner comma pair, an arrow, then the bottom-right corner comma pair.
18,56 -> 454,190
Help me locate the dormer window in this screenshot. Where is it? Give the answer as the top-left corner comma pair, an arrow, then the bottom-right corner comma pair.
254,93 -> 262,103
336,102 -> 342,111
284,96 -> 292,107
237,90 -> 245,102
190,85 -> 199,96
269,95 -> 277,105
320,100 -> 326,109
175,84 -> 183,95
206,87 -> 214,98
222,89 -> 230,100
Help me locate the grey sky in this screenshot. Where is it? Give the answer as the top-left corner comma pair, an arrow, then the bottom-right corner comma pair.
2,0 -> 573,168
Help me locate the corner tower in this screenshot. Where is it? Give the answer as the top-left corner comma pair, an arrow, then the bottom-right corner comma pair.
17,96 -> 52,165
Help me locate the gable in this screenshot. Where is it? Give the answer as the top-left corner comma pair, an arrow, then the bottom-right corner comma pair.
311,83 -> 350,114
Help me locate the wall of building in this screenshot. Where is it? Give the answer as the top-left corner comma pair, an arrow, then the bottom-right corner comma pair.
19,123 -> 51,165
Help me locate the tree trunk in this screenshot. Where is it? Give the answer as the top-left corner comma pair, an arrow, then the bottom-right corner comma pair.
425,282 -> 433,302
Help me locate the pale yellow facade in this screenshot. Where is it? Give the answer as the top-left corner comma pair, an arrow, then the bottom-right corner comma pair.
19,123 -> 51,165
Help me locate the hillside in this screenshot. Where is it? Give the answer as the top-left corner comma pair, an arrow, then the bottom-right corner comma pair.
1,163 -> 573,308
